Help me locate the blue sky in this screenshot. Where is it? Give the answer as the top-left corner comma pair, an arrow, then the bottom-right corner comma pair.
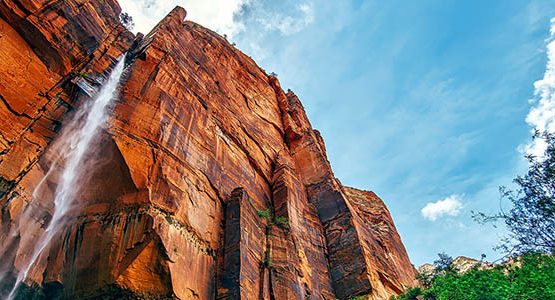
120,0 -> 555,265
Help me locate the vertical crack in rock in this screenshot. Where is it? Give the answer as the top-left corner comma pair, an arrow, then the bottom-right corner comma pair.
217,188 -> 267,300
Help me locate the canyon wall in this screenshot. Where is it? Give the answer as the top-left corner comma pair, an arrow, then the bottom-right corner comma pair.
0,1 -> 417,299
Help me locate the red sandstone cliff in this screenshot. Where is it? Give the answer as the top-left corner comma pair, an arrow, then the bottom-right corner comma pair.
0,1 -> 417,299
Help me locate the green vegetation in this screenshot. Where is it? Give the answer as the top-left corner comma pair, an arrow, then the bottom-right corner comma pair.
119,12 -> 134,31
473,131 -> 555,255
256,209 -> 271,219
263,251 -> 272,268
274,216 -> 290,230
393,132 -> 555,300
390,288 -> 422,300
256,209 -> 290,230
348,296 -> 369,300
76,71 -> 90,79
391,253 -> 555,300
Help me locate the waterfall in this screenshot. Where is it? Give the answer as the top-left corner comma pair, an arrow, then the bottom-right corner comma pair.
6,57 -> 127,300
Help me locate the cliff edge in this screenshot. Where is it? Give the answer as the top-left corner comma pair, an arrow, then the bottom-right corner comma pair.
0,2 -> 416,299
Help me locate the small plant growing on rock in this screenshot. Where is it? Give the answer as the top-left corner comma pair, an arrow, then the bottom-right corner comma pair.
257,209 -> 271,219
257,209 -> 290,232
77,71 -> 90,79
348,295 -> 368,300
119,12 -> 135,31
264,252 -> 273,268
275,216 -> 290,230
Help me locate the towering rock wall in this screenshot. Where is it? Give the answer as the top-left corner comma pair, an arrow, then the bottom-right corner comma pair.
0,1 -> 417,299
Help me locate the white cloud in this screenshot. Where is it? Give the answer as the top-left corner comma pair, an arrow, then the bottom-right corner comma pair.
254,2 -> 315,35
118,0 -> 250,37
118,1 -> 315,41
524,17 -> 555,158
421,195 -> 463,221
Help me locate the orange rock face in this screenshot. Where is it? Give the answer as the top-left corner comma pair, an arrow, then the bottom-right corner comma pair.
0,2 -> 417,299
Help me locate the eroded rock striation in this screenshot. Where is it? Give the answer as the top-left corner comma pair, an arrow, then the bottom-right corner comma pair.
0,1 -> 416,299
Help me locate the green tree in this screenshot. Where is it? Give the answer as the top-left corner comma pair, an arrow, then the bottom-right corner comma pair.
433,252 -> 457,274
396,253 -> 555,300
507,253 -> 555,299
389,287 -> 422,300
474,132 -> 555,255
424,267 -> 509,300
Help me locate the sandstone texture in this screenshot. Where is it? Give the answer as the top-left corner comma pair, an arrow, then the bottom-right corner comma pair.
0,1 -> 417,299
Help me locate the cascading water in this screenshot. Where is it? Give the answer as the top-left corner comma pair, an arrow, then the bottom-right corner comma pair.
5,57 -> 127,300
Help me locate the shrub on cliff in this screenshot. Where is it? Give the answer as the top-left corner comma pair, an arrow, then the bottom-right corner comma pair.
119,12 -> 135,31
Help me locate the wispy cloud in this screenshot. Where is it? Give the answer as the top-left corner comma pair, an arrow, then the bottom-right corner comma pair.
524,17 -> 555,158
257,2 -> 315,35
231,1 -> 316,62
421,195 -> 464,221
118,0 -> 250,37
119,0 -> 315,39
228,1 -> 315,39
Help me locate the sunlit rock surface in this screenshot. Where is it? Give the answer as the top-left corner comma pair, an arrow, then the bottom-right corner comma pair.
0,1 -> 416,299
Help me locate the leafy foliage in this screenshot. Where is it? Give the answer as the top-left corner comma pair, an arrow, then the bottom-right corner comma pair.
433,252 -> 457,273
424,266 -> 509,300
256,210 -> 290,230
389,287 -> 422,300
348,296 -> 369,300
506,252 -> 555,299
263,251 -> 272,268
256,209 -> 271,219
76,71 -> 89,79
474,131 -> 555,255
274,216 -> 290,229
394,134 -> 555,300
393,252 -> 555,300
119,12 -> 134,31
